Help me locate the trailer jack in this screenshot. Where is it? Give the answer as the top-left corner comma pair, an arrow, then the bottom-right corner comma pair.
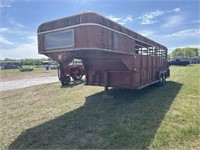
102,86 -> 114,99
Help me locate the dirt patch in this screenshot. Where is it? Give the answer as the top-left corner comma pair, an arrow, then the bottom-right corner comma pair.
0,70 -> 57,82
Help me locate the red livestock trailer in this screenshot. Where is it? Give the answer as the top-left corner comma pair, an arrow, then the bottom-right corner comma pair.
37,11 -> 170,93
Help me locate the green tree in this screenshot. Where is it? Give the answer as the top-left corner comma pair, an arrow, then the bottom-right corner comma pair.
4,58 -> 16,61
172,47 -> 199,57
21,58 -> 48,65
167,54 -> 171,60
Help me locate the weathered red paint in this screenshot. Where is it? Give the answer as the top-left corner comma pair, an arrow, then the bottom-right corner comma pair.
37,11 -> 169,89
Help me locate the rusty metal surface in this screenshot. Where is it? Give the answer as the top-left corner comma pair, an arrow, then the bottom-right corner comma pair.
38,12 -> 167,51
37,14 -> 81,32
37,11 -> 169,89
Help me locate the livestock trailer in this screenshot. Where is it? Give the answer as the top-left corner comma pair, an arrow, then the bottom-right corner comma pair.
37,11 -> 170,92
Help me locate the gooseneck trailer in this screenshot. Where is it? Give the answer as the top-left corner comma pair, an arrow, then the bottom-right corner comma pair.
37,11 -> 169,92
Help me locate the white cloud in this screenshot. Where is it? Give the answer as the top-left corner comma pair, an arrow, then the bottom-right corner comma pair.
138,10 -> 164,24
5,15 -> 25,28
0,36 -> 14,45
137,30 -> 155,37
0,4 -> 11,8
9,19 -> 25,29
139,28 -> 200,51
0,27 -> 31,35
173,7 -> 181,12
0,35 -> 46,59
169,7 -> 181,13
0,0 -> 13,8
137,7 -> 182,25
162,15 -> 185,28
191,20 -> 200,24
150,29 -> 200,41
0,25 -> 44,59
106,15 -> 133,25
163,29 -> 200,39
106,15 -> 121,22
0,27 -> 9,33
123,16 -> 133,22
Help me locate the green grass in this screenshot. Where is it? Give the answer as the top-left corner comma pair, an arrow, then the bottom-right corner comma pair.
149,65 -> 200,149
0,65 -> 199,149
0,67 -> 46,75
0,69 -> 21,75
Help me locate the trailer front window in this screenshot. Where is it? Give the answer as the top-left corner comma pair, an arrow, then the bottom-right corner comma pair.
44,29 -> 74,49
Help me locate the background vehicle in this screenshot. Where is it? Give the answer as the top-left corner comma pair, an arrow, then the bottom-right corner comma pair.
2,65 -> 20,70
58,59 -> 85,85
38,12 -> 169,92
0,61 -> 21,70
190,56 -> 200,64
169,58 -> 190,66
20,67 -> 34,72
49,64 -> 58,70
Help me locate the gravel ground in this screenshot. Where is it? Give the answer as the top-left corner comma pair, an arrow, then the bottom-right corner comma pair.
0,70 -> 57,82
0,76 -> 59,91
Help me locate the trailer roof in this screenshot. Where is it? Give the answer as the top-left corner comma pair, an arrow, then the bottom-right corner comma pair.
38,11 -> 167,51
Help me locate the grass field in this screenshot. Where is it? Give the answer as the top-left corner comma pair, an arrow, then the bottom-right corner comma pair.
0,65 -> 200,149
0,67 -> 46,75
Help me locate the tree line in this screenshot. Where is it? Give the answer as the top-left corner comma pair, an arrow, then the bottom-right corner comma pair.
171,47 -> 199,57
0,58 -> 48,66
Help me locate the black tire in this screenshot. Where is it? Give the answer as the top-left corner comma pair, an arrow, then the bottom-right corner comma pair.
159,75 -> 164,85
61,75 -> 71,86
71,68 -> 83,81
162,74 -> 166,84
158,74 -> 166,86
156,74 -> 164,86
72,74 -> 83,81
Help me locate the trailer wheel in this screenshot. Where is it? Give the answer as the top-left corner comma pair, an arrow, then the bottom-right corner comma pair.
163,74 -> 166,84
157,74 -> 165,86
159,76 -> 163,85
72,74 -> 83,81
71,68 -> 83,81
61,75 -> 71,86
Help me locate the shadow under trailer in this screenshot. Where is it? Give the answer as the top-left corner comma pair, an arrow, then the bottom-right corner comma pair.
37,11 -> 170,94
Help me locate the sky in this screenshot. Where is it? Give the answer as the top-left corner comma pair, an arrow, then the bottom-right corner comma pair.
0,0 -> 200,59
